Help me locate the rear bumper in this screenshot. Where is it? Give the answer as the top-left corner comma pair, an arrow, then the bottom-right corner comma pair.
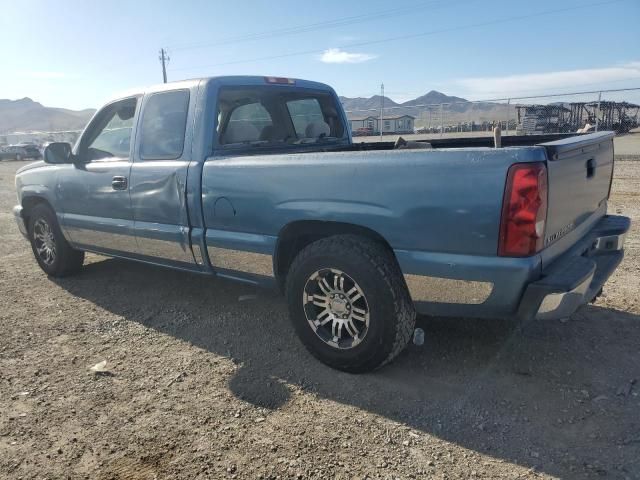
13,205 -> 28,238
517,215 -> 629,321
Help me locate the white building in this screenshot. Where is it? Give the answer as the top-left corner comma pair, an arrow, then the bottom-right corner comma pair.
349,115 -> 415,135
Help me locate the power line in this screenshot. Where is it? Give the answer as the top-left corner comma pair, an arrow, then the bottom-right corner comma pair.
169,0 -> 465,51
168,0 -> 623,73
444,77 -> 640,99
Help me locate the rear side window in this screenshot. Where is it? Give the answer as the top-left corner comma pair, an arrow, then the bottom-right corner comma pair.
140,90 -> 189,160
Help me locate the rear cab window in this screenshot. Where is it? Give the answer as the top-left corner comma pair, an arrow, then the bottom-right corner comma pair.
215,85 -> 345,151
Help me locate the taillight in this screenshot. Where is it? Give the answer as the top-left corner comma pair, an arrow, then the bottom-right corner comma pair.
498,162 -> 548,257
264,76 -> 295,85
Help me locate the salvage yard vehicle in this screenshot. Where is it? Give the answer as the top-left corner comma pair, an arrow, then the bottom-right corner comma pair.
17,143 -> 42,160
1,145 -> 28,161
13,76 -> 630,372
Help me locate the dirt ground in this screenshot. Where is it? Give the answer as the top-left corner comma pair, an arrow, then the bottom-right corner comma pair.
0,158 -> 639,480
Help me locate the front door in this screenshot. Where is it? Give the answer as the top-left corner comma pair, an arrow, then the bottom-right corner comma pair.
59,97 -> 139,254
129,88 -> 196,266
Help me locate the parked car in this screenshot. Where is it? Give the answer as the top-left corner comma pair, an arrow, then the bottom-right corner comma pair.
17,143 -> 42,159
353,127 -> 374,137
13,76 -> 630,372
0,145 -> 29,161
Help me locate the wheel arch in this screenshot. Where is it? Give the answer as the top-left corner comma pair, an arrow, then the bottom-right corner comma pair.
274,220 -> 399,288
21,194 -> 55,227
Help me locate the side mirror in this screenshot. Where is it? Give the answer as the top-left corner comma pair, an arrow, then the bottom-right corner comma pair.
44,142 -> 74,164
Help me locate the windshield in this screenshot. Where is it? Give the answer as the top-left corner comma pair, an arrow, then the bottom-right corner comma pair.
216,86 -> 345,149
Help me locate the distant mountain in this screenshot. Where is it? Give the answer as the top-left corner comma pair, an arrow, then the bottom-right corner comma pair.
340,90 -> 477,117
1,89 -> 512,135
402,90 -> 468,106
0,98 -> 95,134
339,95 -> 400,116
340,90 -> 515,125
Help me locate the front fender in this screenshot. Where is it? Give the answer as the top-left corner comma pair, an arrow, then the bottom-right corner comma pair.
20,185 -> 58,211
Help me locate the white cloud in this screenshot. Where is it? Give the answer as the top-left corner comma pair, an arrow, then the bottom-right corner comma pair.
320,48 -> 377,64
455,62 -> 640,98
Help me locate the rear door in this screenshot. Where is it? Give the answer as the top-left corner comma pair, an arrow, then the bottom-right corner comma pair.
129,88 -> 197,267
59,97 -> 139,254
539,131 -> 615,264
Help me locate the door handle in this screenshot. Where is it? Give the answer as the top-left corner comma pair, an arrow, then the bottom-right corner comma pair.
112,176 -> 128,190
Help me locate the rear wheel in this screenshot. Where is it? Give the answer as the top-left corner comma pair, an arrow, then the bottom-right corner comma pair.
285,235 -> 415,373
28,203 -> 84,277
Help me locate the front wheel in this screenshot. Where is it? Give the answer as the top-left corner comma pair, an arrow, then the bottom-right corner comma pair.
28,203 -> 84,277
285,235 -> 415,373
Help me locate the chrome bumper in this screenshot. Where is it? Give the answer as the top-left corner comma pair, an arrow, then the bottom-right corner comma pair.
13,205 -> 28,238
519,215 -> 629,321
535,267 -> 594,320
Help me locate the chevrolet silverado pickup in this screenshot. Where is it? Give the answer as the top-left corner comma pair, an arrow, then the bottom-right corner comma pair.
13,76 -> 630,372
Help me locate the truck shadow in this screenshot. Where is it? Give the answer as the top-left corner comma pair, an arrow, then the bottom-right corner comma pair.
54,257 -> 640,479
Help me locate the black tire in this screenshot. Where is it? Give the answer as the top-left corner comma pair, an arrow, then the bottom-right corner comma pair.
27,203 -> 84,277
285,235 -> 415,373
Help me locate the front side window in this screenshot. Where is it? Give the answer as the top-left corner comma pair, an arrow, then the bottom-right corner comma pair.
139,90 -> 190,160
85,98 -> 137,160
216,86 -> 345,149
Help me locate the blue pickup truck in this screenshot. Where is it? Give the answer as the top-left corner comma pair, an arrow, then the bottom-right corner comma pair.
13,76 -> 630,372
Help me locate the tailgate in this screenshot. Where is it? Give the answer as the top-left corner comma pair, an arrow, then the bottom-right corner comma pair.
539,131 -> 615,265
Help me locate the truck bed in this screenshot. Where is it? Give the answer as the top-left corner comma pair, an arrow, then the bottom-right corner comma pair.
344,133 -> 580,151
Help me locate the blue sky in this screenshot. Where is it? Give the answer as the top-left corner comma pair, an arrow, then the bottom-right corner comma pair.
1,0 -> 639,110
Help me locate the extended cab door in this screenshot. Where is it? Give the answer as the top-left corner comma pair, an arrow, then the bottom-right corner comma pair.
129,87 -> 197,267
59,97 -> 139,254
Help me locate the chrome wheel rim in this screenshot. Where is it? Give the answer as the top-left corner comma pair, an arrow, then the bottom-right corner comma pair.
33,218 -> 56,265
303,268 -> 370,349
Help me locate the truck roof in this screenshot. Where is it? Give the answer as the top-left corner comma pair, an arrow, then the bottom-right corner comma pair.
105,76 -> 336,105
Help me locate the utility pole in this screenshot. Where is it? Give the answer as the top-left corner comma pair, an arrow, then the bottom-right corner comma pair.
595,91 -> 602,132
379,82 -> 384,140
159,48 -> 169,84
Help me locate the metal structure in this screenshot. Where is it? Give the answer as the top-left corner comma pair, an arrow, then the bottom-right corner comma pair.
343,87 -> 640,136
517,100 -> 640,134
516,104 -> 572,134
586,101 -> 640,133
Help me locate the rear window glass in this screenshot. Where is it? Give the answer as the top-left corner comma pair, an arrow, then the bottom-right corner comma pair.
286,98 -> 325,138
140,90 -> 189,160
216,86 -> 344,149
223,103 -> 272,144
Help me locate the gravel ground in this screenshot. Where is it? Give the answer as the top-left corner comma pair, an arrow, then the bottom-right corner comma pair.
0,159 -> 639,480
